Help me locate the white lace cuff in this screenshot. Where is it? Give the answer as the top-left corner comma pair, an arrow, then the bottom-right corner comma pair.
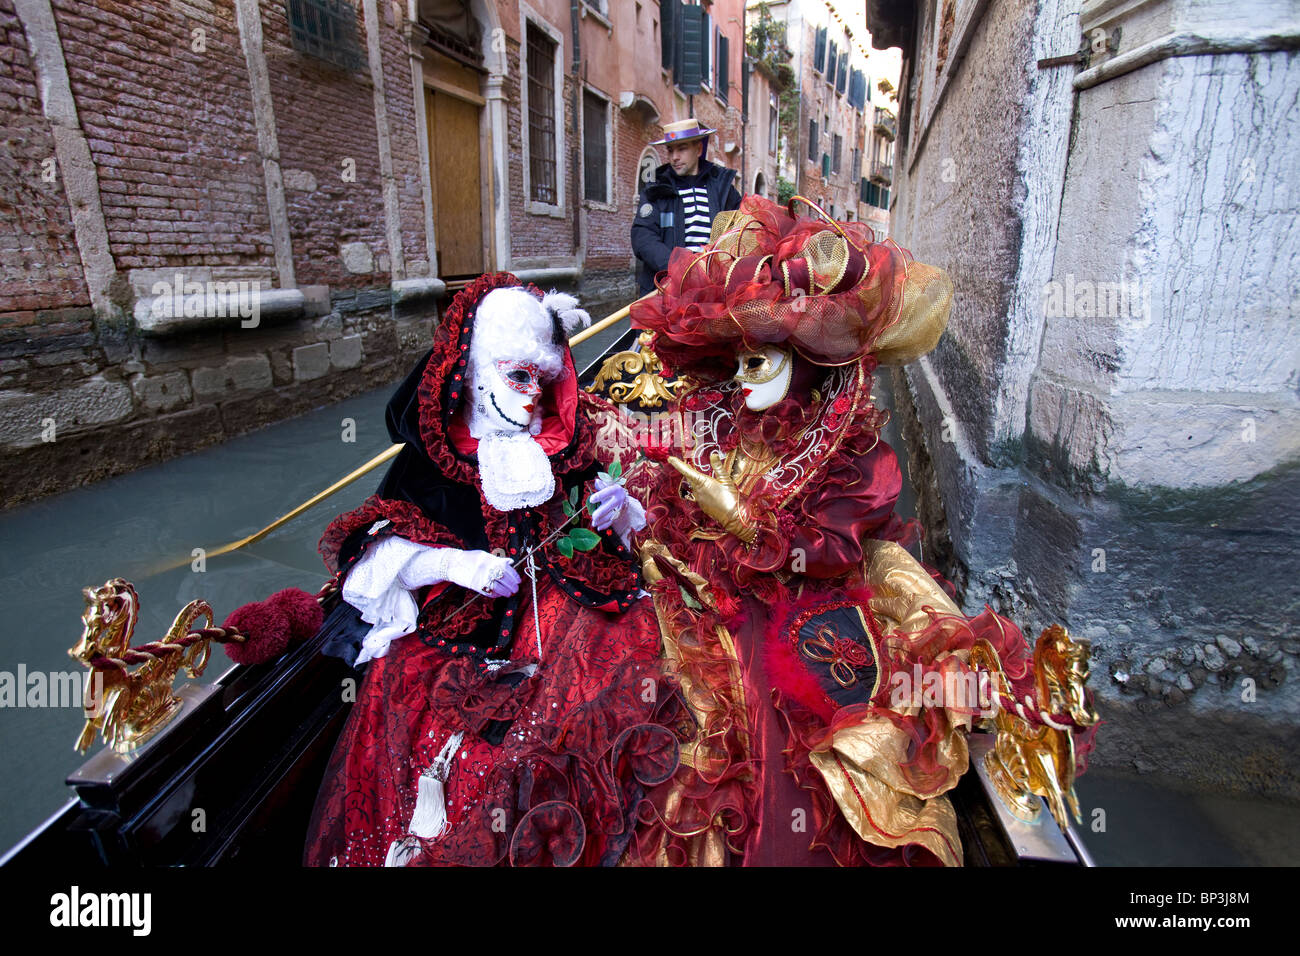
344,533 -> 446,665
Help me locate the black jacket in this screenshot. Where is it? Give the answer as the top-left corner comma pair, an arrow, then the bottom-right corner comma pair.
631,159 -> 741,294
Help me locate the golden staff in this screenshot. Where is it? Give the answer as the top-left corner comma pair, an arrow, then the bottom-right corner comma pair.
145,292 -> 653,575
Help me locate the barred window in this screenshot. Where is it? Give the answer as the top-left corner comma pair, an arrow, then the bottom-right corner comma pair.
526,23 -> 558,206
286,0 -> 363,72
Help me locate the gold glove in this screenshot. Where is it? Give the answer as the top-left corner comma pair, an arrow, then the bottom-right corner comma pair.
667,452 -> 758,545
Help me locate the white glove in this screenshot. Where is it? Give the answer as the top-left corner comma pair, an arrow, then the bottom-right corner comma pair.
400,546 -> 520,599
344,535 -> 522,665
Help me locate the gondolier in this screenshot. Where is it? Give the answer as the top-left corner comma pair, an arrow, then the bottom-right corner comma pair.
631,118 -> 741,295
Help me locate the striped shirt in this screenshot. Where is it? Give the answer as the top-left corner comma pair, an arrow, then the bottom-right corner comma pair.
680,184 -> 713,249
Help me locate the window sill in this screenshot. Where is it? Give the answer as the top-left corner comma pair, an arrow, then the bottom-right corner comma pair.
580,3 -> 612,32
526,200 -> 566,219
583,198 -> 618,213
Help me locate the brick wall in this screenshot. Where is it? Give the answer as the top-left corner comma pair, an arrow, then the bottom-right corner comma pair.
0,0 -> 440,509
0,0 -> 89,319
53,0 -> 271,274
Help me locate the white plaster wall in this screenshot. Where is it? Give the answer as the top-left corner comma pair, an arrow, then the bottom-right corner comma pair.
1125,50 -> 1298,395
1030,46 -> 1299,487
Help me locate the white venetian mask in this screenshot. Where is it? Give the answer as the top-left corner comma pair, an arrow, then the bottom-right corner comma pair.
470,358 -> 544,436
733,346 -> 793,411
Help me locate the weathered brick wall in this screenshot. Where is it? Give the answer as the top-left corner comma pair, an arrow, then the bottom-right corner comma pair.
0,0 -> 439,510
260,1 -> 387,286
0,0 -> 89,317
53,0 -> 271,274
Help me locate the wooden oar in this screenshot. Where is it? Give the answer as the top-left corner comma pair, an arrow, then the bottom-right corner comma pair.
144,291 -> 652,575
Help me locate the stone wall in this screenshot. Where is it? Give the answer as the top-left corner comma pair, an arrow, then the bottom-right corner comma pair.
877,0 -> 1300,798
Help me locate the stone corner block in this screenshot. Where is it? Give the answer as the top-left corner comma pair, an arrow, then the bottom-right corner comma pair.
330,334 -> 363,371
293,342 -> 332,382
340,242 -> 375,274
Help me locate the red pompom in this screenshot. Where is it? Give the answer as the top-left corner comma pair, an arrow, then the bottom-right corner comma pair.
268,588 -> 324,643
222,600 -> 291,666
714,591 -> 742,620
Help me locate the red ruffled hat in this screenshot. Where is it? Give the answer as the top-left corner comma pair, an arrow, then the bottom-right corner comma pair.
631,195 -> 953,373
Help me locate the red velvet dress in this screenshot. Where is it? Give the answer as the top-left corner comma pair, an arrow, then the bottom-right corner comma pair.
303,273 -> 680,867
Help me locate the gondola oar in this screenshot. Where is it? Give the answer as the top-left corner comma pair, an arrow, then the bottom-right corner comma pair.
142,291 -> 656,576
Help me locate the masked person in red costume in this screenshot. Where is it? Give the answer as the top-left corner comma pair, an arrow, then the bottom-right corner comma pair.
621,196 -> 1096,866
304,275 -> 680,867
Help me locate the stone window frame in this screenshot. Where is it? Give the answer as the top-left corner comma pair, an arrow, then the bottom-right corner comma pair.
520,4 -> 566,218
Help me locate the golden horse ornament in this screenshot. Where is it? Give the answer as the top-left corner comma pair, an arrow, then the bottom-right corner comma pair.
70,579 -> 220,755
971,624 -> 1100,832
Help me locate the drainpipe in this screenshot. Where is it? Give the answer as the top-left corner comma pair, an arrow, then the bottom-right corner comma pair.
571,1 -> 582,257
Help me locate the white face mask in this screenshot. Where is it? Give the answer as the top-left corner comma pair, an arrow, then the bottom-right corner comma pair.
470,358 -> 544,436
733,346 -> 793,411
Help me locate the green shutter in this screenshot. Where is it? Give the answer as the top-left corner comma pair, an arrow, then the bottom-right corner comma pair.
677,4 -> 704,94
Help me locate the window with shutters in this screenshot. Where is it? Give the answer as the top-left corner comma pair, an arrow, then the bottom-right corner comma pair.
808,119 -> 818,161
851,147 -> 861,181
813,25 -> 827,73
675,2 -> 704,94
832,134 -> 842,174
582,89 -> 609,204
849,69 -> 865,110
659,0 -> 674,71
715,32 -> 729,103
826,40 -> 837,87
836,51 -> 848,95
524,20 -> 561,211
821,153 -> 830,178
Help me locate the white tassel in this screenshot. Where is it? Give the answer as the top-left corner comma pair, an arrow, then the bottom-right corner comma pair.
384,836 -> 421,868
408,731 -> 464,840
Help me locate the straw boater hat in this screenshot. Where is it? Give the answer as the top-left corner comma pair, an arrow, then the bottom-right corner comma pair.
651,118 -> 716,146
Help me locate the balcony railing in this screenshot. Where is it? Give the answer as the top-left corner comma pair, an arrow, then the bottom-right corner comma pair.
870,160 -> 893,186
873,107 -> 897,141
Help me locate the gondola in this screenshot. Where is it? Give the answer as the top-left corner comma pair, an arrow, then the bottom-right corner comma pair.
0,301 -> 1096,868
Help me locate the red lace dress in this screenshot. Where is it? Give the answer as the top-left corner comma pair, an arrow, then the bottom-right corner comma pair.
303,273 -> 681,867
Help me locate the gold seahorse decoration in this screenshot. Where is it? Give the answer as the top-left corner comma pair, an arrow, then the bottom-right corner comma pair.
70,578 -> 216,755
970,624 -> 1099,832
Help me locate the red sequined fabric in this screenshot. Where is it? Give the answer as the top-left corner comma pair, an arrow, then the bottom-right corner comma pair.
305,586 -> 680,867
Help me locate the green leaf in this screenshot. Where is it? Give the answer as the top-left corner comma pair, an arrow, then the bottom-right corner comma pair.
569,528 -> 601,551
562,499 -> 575,517
608,458 -> 623,480
569,486 -> 580,508
556,536 -> 575,559
679,585 -> 703,611
586,498 -> 598,515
